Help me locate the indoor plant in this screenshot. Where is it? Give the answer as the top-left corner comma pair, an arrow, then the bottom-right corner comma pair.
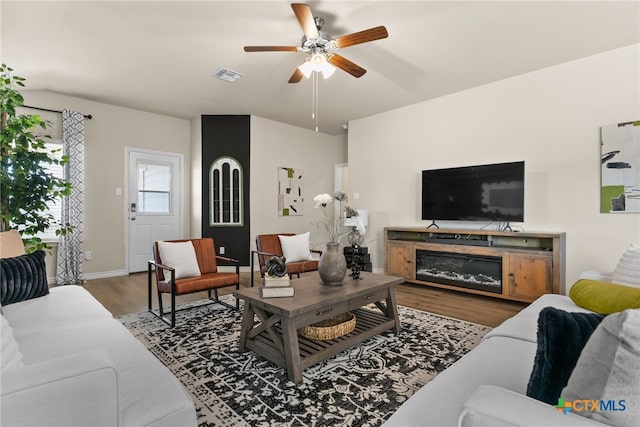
0,64 -> 72,251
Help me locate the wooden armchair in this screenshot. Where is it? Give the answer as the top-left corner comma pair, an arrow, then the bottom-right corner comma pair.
147,237 -> 239,327
252,233 -> 321,286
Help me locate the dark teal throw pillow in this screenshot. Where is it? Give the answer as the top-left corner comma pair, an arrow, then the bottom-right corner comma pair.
526,307 -> 605,405
1,250 -> 49,305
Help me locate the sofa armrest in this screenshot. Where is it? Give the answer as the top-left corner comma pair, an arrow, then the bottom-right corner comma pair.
1,351 -> 119,426
458,386 -> 608,427
579,271 -> 613,282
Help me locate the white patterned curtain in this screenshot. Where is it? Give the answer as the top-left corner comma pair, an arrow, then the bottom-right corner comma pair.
56,110 -> 85,285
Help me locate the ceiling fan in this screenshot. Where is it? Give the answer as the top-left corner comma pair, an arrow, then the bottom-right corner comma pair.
244,3 -> 388,83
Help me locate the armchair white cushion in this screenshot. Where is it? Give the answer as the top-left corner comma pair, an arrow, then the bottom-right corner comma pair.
278,232 -> 312,262
157,240 -> 201,279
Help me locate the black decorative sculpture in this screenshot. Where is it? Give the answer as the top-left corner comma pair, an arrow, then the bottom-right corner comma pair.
349,245 -> 362,279
266,256 -> 288,277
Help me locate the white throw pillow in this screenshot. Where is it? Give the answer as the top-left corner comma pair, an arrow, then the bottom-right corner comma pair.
157,241 -> 201,280
1,314 -> 24,371
561,308 -> 640,426
612,244 -> 640,288
278,232 -> 311,263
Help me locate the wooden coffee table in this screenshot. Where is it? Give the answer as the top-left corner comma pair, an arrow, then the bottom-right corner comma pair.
234,271 -> 402,384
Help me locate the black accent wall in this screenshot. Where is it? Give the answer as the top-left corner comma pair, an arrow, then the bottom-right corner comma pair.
201,115 -> 250,265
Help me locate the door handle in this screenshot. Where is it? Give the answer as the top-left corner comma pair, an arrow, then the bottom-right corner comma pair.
131,216 -> 136,221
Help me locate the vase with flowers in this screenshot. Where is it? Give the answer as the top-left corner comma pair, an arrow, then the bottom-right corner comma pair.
313,191 -> 352,285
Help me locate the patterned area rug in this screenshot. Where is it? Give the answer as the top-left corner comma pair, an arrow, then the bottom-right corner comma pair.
118,297 -> 490,427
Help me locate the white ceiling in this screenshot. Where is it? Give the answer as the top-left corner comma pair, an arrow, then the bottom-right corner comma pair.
2,1 -> 639,135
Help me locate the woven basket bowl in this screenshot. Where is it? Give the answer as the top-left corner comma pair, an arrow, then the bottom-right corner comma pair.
299,312 -> 356,341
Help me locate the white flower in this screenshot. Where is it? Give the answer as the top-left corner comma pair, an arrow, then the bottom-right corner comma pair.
313,193 -> 333,208
313,192 -> 351,243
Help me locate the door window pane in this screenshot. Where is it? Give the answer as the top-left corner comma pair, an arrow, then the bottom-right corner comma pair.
138,162 -> 171,213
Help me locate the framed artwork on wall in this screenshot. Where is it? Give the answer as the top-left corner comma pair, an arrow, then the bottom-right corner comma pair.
601,120 -> 640,213
278,167 -> 304,216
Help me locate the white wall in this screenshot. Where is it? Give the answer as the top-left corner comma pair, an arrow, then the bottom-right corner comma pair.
19,90 -> 192,280
348,45 -> 640,290
250,116 -> 347,252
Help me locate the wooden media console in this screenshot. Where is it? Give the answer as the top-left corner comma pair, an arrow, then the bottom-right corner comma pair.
384,227 -> 565,303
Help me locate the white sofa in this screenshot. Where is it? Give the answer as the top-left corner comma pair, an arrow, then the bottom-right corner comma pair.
383,278 -> 613,426
1,285 -> 197,427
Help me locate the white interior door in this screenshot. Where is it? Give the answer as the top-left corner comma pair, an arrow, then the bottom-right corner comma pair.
334,163 -> 349,219
127,149 -> 182,273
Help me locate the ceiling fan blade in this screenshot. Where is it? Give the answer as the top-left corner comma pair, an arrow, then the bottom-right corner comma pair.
327,54 -> 367,78
244,46 -> 298,52
291,3 -> 319,39
333,26 -> 388,49
288,68 -> 304,84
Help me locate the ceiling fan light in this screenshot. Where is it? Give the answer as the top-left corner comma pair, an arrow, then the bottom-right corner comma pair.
298,55 -> 335,79
309,52 -> 336,78
311,53 -> 326,66
320,63 -> 336,79
298,60 -> 313,78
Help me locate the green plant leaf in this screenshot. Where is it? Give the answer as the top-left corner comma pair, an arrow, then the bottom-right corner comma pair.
1,65 -> 74,239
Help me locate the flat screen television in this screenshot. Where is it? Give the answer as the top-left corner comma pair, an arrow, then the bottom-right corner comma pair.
421,161 -> 525,222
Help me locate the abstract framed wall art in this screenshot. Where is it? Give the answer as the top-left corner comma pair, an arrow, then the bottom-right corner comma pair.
278,167 -> 303,216
601,120 -> 640,213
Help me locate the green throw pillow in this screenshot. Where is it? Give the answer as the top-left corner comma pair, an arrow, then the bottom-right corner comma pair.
569,279 -> 640,314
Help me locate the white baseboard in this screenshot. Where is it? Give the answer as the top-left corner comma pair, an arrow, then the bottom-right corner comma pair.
48,270 -> 128,285
84,270 -> 128,280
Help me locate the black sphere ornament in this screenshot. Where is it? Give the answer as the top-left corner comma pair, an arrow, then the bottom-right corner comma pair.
266,256 -> 288,277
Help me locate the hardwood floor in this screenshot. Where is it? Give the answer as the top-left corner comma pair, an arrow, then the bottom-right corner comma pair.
394,281 -> 527,326
83,272 -> 528,327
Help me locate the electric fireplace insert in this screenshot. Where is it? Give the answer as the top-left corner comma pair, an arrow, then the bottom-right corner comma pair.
415,250 -> 502,294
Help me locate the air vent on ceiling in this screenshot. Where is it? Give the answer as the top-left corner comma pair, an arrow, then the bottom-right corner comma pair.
213,68 -> 243,82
